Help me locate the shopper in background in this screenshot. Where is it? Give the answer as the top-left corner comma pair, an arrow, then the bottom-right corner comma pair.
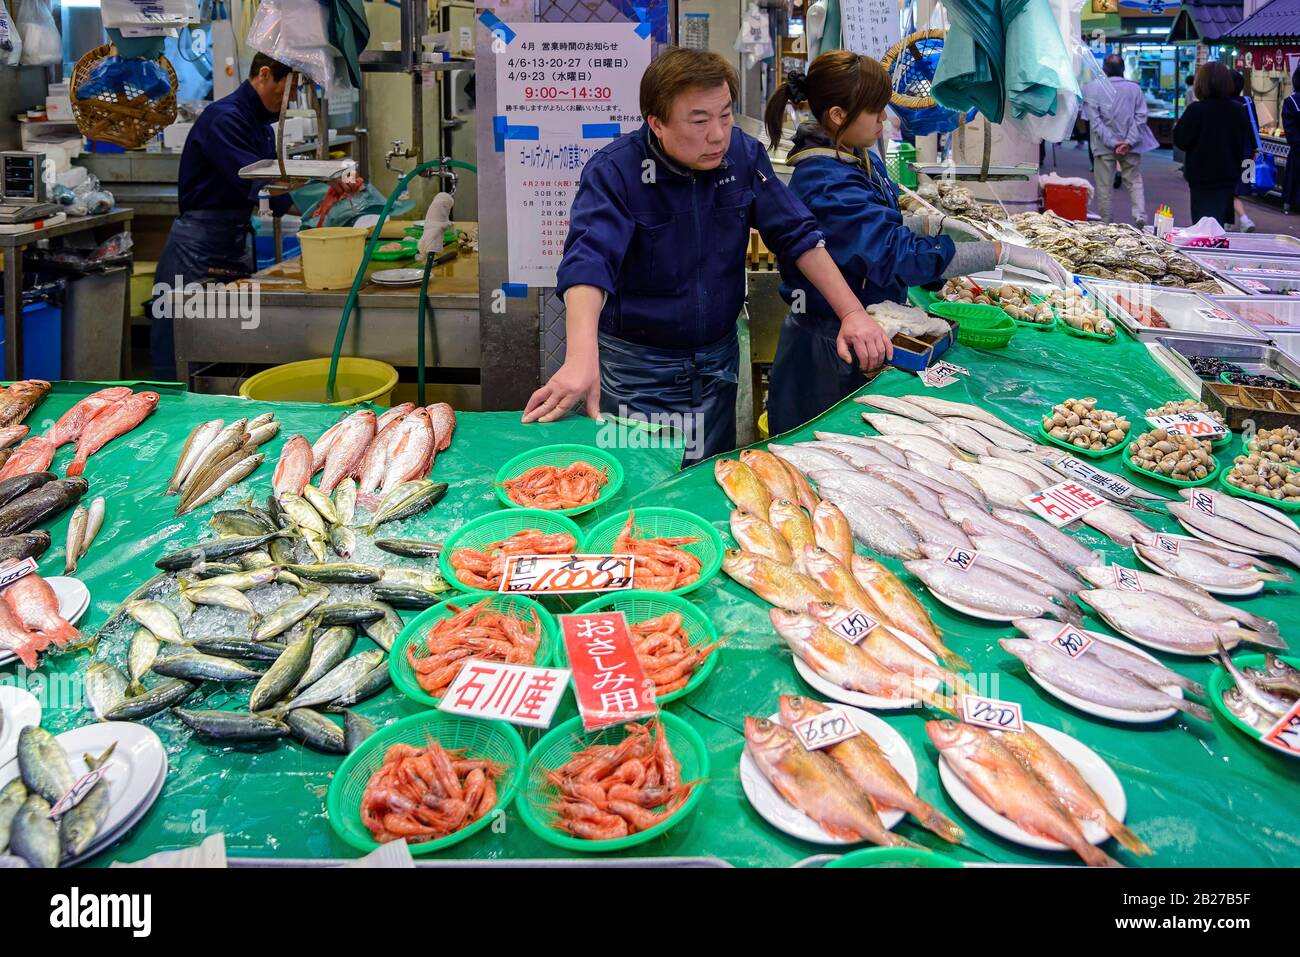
760,51 -> 1071,434
524,47 -> 894,465
1231,70 -> 1260,232
1173,62 -> 1253,227
1281,66 -> 1300,214
1082,54 -> 1157,227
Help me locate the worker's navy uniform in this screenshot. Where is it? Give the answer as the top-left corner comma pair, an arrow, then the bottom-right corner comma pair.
767,125 -> 956,435
556,123 -> 824,465
153,80 -> 291,379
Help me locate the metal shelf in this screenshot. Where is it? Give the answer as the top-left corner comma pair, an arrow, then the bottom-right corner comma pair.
284,134 -> 357,157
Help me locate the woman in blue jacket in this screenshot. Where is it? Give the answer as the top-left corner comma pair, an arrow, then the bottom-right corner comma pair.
763,52 -> 1071,434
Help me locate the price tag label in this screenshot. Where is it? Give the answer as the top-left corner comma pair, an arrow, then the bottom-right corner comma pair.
1144,411 -> 1229,440
1054,455 -> 1135,499
1153,534 -> 1181,555
1112,564 -> 1144,592
932,360 -> 969,376
559,612 -> 657,731
439,659 -> 571,728
1020,481 -> 1107,528
944,546 -> 978,572
499,554 -> 635,594
1263,701 -> 1300,755
960,694 -> 1025,732
1190,488 -> 1216,516
1051,623 -> 1095,659
48,765 -> 110,818
791,705 -> 861,751
920,360 -> 968,389
0,557 -> 38,590
1196,306 -> 1239,322
825,606 -> 878,644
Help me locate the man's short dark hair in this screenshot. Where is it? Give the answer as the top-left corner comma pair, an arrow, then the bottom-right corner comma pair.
249,53 -> 292,82
1103,54 -> 1124,78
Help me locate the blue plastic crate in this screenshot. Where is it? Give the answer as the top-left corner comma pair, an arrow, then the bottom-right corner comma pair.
0,300 -> 63,379
255,234 -> 301,270
888,317 -> 956,373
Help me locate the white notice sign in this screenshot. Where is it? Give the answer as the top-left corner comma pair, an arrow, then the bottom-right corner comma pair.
840,0 -> 902,61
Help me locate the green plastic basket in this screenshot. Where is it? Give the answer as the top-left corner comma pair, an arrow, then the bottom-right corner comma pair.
493,443 -> 625,517
907,286 -> 937,310
1218,464 -> 1300,513
1008,294 -> 1058,332
927,302 -> 1017,349
1062,322 -> 1117,342
1209,654 -> 1300,758
326,711 -> 527,855
1036,424 -> 1127,459
885,142 -> 917,188
1121,450 -> 1222,488
825,847 -> 965,868
371,239 -> 419,262
581,507 -> 725,597
438,508 -> 583,596
515,712 -> 709,852
568,591 -> 720,705
389,594 -> 560,707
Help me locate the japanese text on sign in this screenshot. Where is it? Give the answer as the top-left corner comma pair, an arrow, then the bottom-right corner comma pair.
1263,701 -> 1300,755
439,660 -> 571,728
944,546 -> 978,572
1153,534 -> 1181,555
1112,564 -> 1144,592
961,694 -> 1025,732
1051,624 -> 1095,659
499,554 -> 635,594
791,706 -> 862,750
1144,411 -> 1229,440
0,557 -> 37,590
1020,481 -> 1107,527
560,612 -> 657,731
1055,456 -> 1135,499
826,607 -> 878,645
920,360 -> 968,389
840,0 -> 901,60
1190,488 -> 1216,516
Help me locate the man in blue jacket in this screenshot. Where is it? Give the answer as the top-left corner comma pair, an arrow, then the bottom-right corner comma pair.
522,47 -> 892,464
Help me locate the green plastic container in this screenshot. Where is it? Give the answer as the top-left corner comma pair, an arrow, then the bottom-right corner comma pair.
569,591 -> 720,705
1010,294 -> 1058,332
515,712 -> 709,852
1208,654 -> 1300,758
1121,452 -> 1222,488
326,711 -> 527,854
927,302 -> 1017,349
581,507 -> 725,597
825,847 -> 965,868
1036,424 -> 1127,459
438,508 -> 583,596
371,239 -> 419,262
493,443 -> 626,517
1062,323 -> 1117,343
389,594 -> 560,707
1218,467 -> 1300,513
907,286 -> 937,310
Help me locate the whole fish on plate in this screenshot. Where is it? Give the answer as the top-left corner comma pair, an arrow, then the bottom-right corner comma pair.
715,458 -> 772,518
806,602 -> 975,694
1079,504 -> 1155,548
319,410 -> 376,495
800,546 -> 884,615
991,508 -> 1098,568
975,453 -> 1051,489
1245,654 -> 1300,699
58,744 -> 116,860
46,387 -> 133,448
925,720 -> 1120,867
722,549 -> 832,611
771,500 -> 818,570
17,726 -> 73,804
858,466 -> 946,514
1132,542 -> 1287,591
777,695 -> 964,842
1077,590 -> 1286,653
850,555 -> 968,670
812,432 -> 908,466
947,461 -> 1038,511
0,436 -> 55,483
896,395 -> 1025,433
769,608 -> 957,712
860,412 -> 953,444
1075,565 -> 1279,636
941,497 -> 1037,547
928,420 -> 999,457
812,500 -> 854,568
961,525 -> 1083,594
272,436 -> 313,497
743,715 -> 920,846
951,418 -> 1034,452
810,493 -> 921,561
866,432 -> 970,466
903,559 -> 1083,624
730,509 -> 793,565
5,574 -> 80,646
9,794 -> 59,868
883,505 -> 971,551
798,440 -> 896,470
1182,490 -> 1300,544
0,778 -> 26,851
1215,636 -> 1295,719
66,392 -> 160,478
999,638 -> 1212,722
0,380 -> 51,428
807,468 -> 916,509
1168,501 -> 1300,566
740,449 -> 798,502
919,542 -> 1070,604
853,394 -> 942,422
995,724 -> 1152,856
0,477 -> 86,536
1012,618 -> 1205,695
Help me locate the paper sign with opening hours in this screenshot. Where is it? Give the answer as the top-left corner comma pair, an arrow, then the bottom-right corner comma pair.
438,659 -> 571,729
825,606 -> 878,645
1263,702 -> 1300,755
791,705 -> 861,751
499,553 -> 635,595
1112,564 -> 1144,592
1055,456 -> 1135,499
1020,481 -> 1107,528
560,611 -> 656,732
1051,624 -> 1095,659
1144,411 -> 1229,440
943,546 -> 978,572
0,557 -> 38,591
961,694 -> 1025,732
1190,488 -> 1216,516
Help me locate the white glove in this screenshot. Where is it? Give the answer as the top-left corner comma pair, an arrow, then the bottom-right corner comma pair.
999,243 -> 1073,287
418,192 -> 455,258
908,211 -> 986,241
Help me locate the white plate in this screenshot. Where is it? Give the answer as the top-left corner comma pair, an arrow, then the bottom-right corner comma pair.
1131,545 -> 1265,597
74,754 -> 167,867
937,721 -> 1126,852
924,586 -> 1055,624
1017,630 -> 1183,723
1174,522 -> 1266,558
0,687 -> 40,768
0,722 -> 166,867
370,268 -> 424,286
45,577 -> 90,626
739,705 -> 918,845
791,626 -> 941,709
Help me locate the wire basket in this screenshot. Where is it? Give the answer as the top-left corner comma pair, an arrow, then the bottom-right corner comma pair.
493,443 -> 626,517
70,44 -> 178,149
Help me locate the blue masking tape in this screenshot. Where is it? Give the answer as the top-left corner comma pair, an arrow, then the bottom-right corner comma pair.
582,123 -> 622,139
493,116 -> 540,152
502,283 -> 529,298
477,10 -> 517,44
635,19 -> 652,38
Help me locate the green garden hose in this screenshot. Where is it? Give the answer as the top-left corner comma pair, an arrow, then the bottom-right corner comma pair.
326,158 -> 478,400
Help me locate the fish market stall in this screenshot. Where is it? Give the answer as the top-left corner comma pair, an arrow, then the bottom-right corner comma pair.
2,301 -> 1299,867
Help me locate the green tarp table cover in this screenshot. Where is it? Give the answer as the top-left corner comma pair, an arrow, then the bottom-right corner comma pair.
8,322 -> 1300,866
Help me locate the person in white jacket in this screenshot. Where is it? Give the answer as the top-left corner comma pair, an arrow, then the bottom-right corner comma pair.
1083,55 -> 1159,226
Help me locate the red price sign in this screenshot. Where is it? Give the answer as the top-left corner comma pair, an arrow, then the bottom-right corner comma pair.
560,612 -> 657,731
1145,412 -> 1229,440
791,705 -> 861,751
439,660 -> 571,728
1263,701 -> 1300,755
961,694 -> 1025,732
1112,564 -> 1144,592
1051,623 -> 1095,659
499,554 -> 635,594
1020,481 -> 1107,528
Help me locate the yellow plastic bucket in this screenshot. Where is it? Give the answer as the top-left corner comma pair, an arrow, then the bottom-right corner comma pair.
757,411 -> 770,440
298,227 -> 368,290
239,357 -> 399,406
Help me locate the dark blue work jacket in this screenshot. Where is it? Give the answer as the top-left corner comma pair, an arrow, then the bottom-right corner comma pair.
556,123 -> 824,349
178,81 -> 291,216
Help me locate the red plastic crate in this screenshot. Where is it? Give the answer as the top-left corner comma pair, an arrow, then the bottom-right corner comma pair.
1043,183 -> 1089,221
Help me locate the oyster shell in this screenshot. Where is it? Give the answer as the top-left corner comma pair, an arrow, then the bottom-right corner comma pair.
1164,256 -> 1202,279
1133,254 -> 1168,277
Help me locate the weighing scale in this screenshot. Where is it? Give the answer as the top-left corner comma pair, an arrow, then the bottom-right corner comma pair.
0,151 -> 60,225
